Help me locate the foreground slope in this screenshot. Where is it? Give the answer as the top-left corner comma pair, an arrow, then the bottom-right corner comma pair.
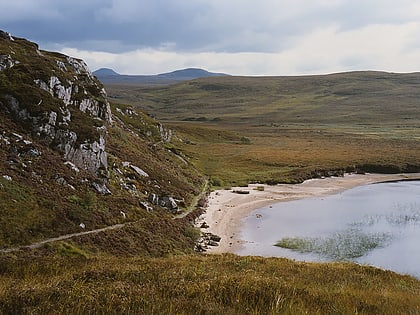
1,254 -> 419,314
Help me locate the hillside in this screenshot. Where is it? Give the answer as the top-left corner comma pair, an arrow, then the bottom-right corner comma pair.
0,30 -> 205,251
103,72 -> 420,185
114,71 -> 420,124
1,31 -> 420,314
93,67 -> 228,85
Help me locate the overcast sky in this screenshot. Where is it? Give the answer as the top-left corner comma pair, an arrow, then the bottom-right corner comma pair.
2,0 -> 420,75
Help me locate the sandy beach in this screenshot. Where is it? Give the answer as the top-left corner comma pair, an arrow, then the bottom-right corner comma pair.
196,173 -> 420,254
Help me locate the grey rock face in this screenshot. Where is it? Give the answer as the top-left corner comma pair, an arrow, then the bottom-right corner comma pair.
92,181 -> 112,195
0,54 -> 17,71
5,67 -> 111,176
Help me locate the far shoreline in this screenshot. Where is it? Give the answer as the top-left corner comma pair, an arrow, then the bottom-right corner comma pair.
195,173 -> 420,254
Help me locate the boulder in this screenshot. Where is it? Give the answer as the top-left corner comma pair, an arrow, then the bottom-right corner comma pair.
92,181 -> 111,195
139,201 -> 153,212
200,222 -> 209,229
130,164 -> 149,177
148,193 -> 159,205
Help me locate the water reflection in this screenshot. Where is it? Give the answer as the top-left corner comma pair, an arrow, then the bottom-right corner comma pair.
237,180 -> 420,278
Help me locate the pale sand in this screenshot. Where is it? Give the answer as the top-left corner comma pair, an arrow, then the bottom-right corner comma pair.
196,173 -> 420,254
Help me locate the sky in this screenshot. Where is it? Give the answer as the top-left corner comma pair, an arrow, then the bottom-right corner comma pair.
2,0 -> 420,76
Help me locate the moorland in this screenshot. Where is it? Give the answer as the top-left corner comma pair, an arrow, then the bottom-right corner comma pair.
106,71 -> 420,186
1,35 -> 420,315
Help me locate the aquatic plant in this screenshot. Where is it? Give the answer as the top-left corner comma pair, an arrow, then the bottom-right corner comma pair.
276,228 -> 392,261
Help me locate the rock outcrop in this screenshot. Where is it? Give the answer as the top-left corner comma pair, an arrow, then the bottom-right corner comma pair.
0,31 -> 208,255
0,30 -> 111,177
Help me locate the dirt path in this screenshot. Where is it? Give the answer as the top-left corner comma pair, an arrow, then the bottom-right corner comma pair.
1,179 -> 210,253
0,223 -> 126,253
175,179 -> 209,219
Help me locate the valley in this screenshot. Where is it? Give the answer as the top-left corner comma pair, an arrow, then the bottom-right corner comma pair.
105,72 -> 420,186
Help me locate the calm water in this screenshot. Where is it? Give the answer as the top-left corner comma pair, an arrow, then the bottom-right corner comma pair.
236,180 -> 420,278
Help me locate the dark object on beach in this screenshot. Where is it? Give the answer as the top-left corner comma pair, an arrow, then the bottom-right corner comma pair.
232,190 -> 250,195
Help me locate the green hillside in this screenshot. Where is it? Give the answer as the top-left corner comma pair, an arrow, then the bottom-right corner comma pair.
105,72 -> 420,186
107,72 -> 420,125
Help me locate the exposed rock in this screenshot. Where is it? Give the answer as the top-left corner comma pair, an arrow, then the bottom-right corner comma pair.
2,33 -> 112,177
11,133 -> 23,140
0,30 -> 14,40
55,177 -> 67,186
123,182 -> 139,197
160,196 -> 178,211
232,190 -> 250,195
130,164 -> 149,177
5,85 -> 109,176
194,232 -> 222,252
158,123 -> 172,142
148,193 -> 178,212
139,201 -> 153,212
122,162 -> 149,177
148,193 -> 159,205
207,240 -> 219,247
209,234 -> 221,242
92,181 -> 111,195
64,161 -> 80,173
54,129 -> 108,176
200,222 -> 209,229
0,54 -> 16,71
2,175 -> 12,181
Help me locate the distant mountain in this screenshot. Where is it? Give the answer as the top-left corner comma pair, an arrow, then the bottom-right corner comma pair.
157,68 -> 228,80
93,68 -> 120,76
93,67 -> 229,85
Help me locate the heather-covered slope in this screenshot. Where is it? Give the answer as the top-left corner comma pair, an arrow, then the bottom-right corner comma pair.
0,30 -> 205,252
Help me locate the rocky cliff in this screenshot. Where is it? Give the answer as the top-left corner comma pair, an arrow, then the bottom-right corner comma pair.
0,30 -> 111,176
0,31 -> 205,252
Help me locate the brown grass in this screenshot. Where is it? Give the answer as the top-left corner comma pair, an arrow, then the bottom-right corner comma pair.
0,253 -> 419,314
104,73 -> 420,186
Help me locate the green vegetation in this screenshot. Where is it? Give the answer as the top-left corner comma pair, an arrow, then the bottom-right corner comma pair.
0,254 -> 419,314
107,72 -> 420,126
105,72 -> 420,186
275,229 -> 392,261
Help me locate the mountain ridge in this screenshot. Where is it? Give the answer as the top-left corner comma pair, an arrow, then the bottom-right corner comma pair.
93,67 -> 229,85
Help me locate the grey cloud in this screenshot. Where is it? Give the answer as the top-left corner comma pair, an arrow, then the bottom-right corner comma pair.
1,0 -> 419,54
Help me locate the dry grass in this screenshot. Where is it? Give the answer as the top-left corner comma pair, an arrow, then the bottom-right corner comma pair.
167,122 -> 420,186
0,253 -> 419,314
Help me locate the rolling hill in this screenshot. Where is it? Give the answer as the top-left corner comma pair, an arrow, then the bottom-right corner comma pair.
93,67 -> 228,85
103,71 -> 420,185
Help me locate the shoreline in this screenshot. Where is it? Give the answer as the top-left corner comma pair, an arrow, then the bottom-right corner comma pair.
195,173 -> 420,254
